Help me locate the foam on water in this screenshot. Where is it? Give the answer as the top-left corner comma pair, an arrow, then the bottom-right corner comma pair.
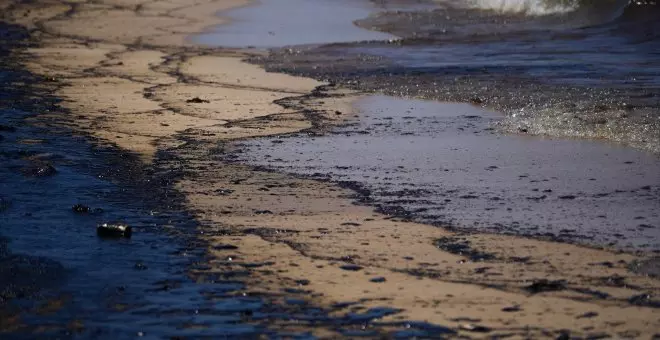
457,0 -> 631,16
466,0 -> 578,14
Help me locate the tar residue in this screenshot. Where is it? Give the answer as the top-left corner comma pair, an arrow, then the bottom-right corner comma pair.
229,96 -> 660,251
252,2 -> 660,154
1,22 -> 466,339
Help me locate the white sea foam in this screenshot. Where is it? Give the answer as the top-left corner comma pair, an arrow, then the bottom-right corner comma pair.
466,0 -> 579,14
458,0 -> 632,16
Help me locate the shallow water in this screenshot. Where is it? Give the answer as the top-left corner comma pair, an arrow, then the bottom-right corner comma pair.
257,1 -> 660,154
231,95 -> 660,250
193,0 -> 399,48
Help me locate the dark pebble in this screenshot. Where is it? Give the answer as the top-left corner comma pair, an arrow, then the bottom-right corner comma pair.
72,204 -> 91,214
213,244 -> 239,250
370,277 -> 386,283
558,195 -> 576,200
254,210 -> 273,215
341,222 -> 361,226
501,305 -> 522,312
339,264 -> 363,271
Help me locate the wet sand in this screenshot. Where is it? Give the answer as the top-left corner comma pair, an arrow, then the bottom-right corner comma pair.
234,96 -> 660,250
1,0 -> 659,338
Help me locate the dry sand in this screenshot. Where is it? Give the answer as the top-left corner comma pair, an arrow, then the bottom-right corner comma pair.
2,0 -> 659,338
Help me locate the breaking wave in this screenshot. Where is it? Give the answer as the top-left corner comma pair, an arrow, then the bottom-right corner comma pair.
464,0 -> 631,16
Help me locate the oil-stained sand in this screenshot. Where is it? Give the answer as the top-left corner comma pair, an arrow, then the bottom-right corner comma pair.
1,0 -> 659,338
233,95 -> 660,250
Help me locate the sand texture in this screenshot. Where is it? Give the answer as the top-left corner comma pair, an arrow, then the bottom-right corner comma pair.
1,0 -> 659,338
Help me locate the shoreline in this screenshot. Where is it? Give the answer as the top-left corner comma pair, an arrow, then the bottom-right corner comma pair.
1,0 -> 659,338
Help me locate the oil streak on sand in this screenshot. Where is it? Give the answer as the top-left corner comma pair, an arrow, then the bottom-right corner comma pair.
1,0 -> 659,338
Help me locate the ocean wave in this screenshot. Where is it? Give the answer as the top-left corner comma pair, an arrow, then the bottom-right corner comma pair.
462,0 -> 631,16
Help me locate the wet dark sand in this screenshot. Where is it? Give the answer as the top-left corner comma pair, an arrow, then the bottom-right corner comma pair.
0,22 -> 267,337
0,17 -> 423,339
232,95 -> 660,250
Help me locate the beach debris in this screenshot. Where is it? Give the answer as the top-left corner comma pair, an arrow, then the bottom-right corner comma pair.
524,279 -> 567,294
186,97 -> 209,104
97,223 -> 132,238
71,204 -> 90,214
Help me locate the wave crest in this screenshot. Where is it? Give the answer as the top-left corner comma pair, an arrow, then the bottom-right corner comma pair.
466,0 -> 630,15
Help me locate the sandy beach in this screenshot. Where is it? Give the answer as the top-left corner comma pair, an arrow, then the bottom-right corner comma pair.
1,0 -> 659,338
